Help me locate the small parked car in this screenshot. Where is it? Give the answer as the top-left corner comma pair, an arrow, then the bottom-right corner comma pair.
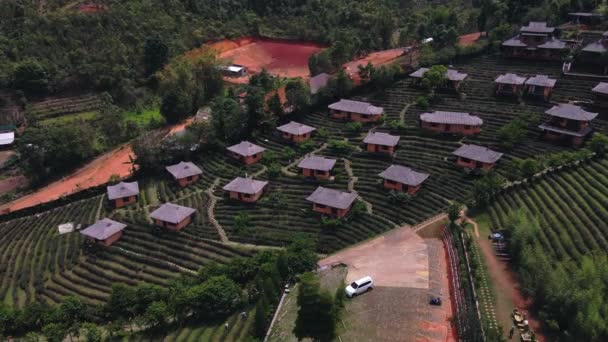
345,276 -> 374,298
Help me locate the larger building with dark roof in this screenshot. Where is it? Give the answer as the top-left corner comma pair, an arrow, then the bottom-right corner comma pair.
502,22 -> 568,60
149,203 -> 196,231
223,177 -> 268,203
539,103 -> 598,146
306,186 -> 358,218
107,181 -> 139,208
420,111 -> 482,135
298,156 -> 337,180
453,144 -> 503,170
227,141 -> 266,164
166,161 -> 203,187
379,165 -> 429,195
328,99 -> 384,123
80,218 -> 127,247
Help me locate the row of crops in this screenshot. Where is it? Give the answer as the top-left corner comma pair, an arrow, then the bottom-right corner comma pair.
28,93 -> 103,120
488,158 -> 608,262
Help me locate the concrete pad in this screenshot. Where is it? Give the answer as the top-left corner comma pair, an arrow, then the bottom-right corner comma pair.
319,227 -> 429,289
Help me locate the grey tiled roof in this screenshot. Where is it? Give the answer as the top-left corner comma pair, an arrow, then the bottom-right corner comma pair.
409,68 -> 468,81
495,73 -> 527,85
149,203 -> 196,224
453,144 -> 503,164
538,38 -> 567,50
363,131 -> 400,147
545,104 -> 598,121
166,161 -> 202,180
592,82 -> 608,94
298,156 -> 337,171
502,36 -> 527,47
107,181 -> 139,200
277,121 -> 316,135
379,165 -> 429,186
80,218 -> 127,240
539,123 -> 592,137
310,73 -> 331,94
525,75 -> 557,88
328,99 -> 383,116
227,141 -> 266,157
222,177 -> 268,194
520,22 -> 555,34
420,111 -> 482,126
582,40 -> 608,53
306,186 -> 358,209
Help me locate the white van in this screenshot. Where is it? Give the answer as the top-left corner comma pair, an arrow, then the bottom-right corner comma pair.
345,276 -> 374,297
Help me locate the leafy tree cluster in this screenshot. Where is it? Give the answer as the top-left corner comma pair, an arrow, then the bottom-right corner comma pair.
504,210 -> 608,341
497,112 -> 540,150
502,148 -> 595,181
472,172 -> 506,208
293,272 -> 340,341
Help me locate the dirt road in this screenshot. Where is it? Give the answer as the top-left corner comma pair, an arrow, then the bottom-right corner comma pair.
466,215 -> 546,342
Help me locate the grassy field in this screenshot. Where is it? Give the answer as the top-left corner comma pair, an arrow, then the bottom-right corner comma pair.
38,110 -> 99,126
124,108 -> 164,127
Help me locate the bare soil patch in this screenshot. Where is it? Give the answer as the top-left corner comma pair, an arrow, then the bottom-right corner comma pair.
342,48 -> 409,85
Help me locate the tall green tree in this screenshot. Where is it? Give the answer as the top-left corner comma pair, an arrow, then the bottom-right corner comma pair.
13,60 -> 49,96
144,37 -> 169,76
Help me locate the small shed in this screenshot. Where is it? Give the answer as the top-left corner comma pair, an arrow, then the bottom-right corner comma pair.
310,73 -> 331,95
539,103 -> 597,146
227,141 -> 266,164
379,165 -> 429,195
149,203 -> 196,231
0,125 -> 15,148
306,186 -> 358,218
592,82 -> 608,102
166,161 -> 203,187
107,181 -> 140,208
419,111 -> 482,135
495,73 -> 527,96
224,65 -> 248,77
277,121 -> 316,143
298,156 -> 337,179
525,75 -> 557,100
223,177 -> 268,203
363,131 -> 400,154
328,99 -> 383,123
453,144 -> 503,170
80,218 -> 127,247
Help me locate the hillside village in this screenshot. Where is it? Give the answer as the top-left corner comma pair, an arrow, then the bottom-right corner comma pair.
3,1 -> 608,341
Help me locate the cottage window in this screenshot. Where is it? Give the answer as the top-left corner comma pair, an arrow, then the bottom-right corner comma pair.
460,157 -> 471,163
464,125 -> 471,129
316,170 -> 327,176
431,123 -> 439,127
317,204 -> 327,209
386,180 -> 396,185
186,176 -> 193,181
243,194 -> 251,198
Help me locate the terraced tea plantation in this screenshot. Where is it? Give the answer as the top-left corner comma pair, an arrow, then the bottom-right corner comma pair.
488,158 -> 608,262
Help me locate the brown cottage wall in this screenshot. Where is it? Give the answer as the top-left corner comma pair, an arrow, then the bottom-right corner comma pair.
243,153 -> 263,164
366,143 -> 395,154
155,215 -> 193,231
114,195 -> 137,208
177,175 -> 199,187
350,113 -> 382,123
283,132 -> 311,143
312,203 -> 350,218
383,180 -> 422,195
228,190 -> 264,202
456,157 -> 495,170
100,230 -> 124,247
421,122 -> 481,135
301,168 -> 331,180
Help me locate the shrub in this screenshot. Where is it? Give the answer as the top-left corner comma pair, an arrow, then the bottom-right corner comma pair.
345,121 -> 363,133
267,163 -> 282,179
234,212 -> 251,235
321,216 -> 344,228
262,150 -> 278,165
588,133 -> 608,157
388,190 -> 412,204
316,128 -> 330,139
387,120 -> 406,130
416,96 -> 429,110
297,140 -> 316,153
282,147 -> 296,161
328,140 -> 354,154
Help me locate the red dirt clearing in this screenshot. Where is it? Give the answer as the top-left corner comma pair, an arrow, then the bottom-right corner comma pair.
458,32 -> 485,47
209,38 -> 326,81
342,47 -> 408,85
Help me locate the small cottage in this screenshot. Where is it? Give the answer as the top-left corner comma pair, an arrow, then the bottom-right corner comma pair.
328,99 -> 383,122
453,144 -> 503,170
80,218 -> 127,247
149,203 -> 196,231
363,131 -> 400,154
277,121 -> 316,143
306,186 -> 358,218
409,68 -> 468,91
166,161 -> 203,187
419,111 -> 482,135
502,22 -> 567,60
495,73 -> 527,96
379,165 -> 429,195
227,141 -> 266,164
107,181 -> 139,208
525,75 -> 557,100
297,156 -> 337,180
539,103 -> 597,146
223,177 -> 268,203
310,73 -> 331,95
592,82 -> 608,105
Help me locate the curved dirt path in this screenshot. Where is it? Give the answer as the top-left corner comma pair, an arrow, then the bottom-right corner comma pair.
465,215 -> 546,342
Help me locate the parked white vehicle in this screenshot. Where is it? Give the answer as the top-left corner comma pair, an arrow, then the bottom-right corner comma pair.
345,276 -> 374,297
